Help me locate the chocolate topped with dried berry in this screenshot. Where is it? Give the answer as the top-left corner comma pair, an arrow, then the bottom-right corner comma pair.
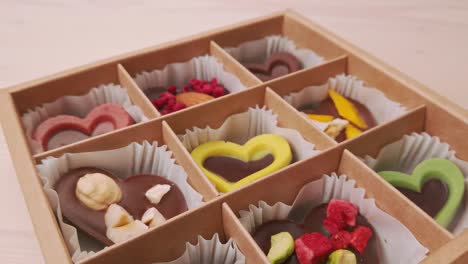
253,200 -> 378,264
144,78 -> 229,115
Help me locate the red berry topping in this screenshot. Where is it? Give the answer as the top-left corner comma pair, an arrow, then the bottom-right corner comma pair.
161,109 -> 171,115
350,226 -> 373,253
160,91 -> 175,99
166,98 -> 176,109
189,79 -> 200,86
210,78 -> 218,86
294,232 -> 333,264
167,85 -> 177,94
201,84 -> 212,95
182,85 -> 191,93
172,102 -> 186,111
324,199 -> 358,234
212,86 -> 225,98
330,230 -> 352,250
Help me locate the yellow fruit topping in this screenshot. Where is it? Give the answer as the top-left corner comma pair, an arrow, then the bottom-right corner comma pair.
328,90 -> 368,129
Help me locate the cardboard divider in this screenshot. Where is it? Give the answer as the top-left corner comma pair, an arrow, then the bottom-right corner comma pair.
0,92 -> 72,263
162,121 -> 218,201
421,230 -> 468,264
338,150 -> 452,251
264,87 -> 336,150
262,55 -> 347,96
222,203 -> 269,264
209,41 -> 262,87
117,64 -> 160,118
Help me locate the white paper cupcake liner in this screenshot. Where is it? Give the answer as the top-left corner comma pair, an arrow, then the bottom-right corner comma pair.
238,174 -> 428,264
224,35 -> 323,69
133,55 -> 246,94
283,74 -> 406,133
178,106 -> 319,161
22,83 -> 148,154
154,233 -> 245,264
36,141 -> 204,262
362,132 -> 468,235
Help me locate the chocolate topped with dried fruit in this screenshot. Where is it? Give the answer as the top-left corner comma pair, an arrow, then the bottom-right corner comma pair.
243,52 -> 302,81
55,167 -> 188,245
253,200 -> 378,264
144,78 -> 229,115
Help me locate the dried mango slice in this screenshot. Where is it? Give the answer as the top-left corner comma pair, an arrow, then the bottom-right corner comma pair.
328,90 -> 368,129
307,114 -> 334,122
345,124 -> 362,139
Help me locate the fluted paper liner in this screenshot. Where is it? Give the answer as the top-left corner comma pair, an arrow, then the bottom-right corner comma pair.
36,141 -> 204,262
238,174 -> 428,264
178,106 -> 319,161
283,74 -> 406,134
224,35 -> 323,69
154,234 -> 245,264
134,55 -> 246,94
22,83 -> 148,154
362,132 -> 468,235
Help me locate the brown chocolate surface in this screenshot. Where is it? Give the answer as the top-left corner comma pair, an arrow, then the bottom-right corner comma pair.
252,204 -> 380,264
203,154 -> 274,182
55,168 -> 188,246
300,97 -> 377,143
397,179 -> 449,217
244,52 -> 302,81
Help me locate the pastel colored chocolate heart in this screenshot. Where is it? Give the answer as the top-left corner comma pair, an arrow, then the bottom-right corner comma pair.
55,167 -> 188,246
378,158 -> 465,227
244,52 -> 301,81
33,103 -> 134,151
191,134 -> 292,193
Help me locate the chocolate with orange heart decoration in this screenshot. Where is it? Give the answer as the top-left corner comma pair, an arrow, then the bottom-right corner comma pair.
243,52 -> 302,81
378,158 -> 465,228
54,167 -> 188,245
190,134 -> 292,192
33,103 -> 134,151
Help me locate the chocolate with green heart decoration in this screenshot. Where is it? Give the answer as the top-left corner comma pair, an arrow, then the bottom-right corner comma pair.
378,158 -> 465,228
191,134 -> 292,193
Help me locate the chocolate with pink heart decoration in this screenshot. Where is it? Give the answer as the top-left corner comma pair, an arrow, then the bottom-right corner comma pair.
33,103 -> 134,151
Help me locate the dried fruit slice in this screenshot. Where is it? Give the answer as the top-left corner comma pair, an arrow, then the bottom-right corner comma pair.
324,199 -> 358,234
328,89 -> 368,129
176,92 -> 214,107
307,114 -> 334,122
350,226 -> 373,253
345,124 -> 362,140
294,232 -> 332,264
267,232 -> 295,264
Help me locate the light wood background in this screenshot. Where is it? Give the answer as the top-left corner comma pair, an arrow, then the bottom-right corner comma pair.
0,0 -> 467,263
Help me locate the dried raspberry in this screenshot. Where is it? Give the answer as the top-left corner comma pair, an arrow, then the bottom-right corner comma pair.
160,91 -> 175,100
151,98 -> 165,109
172,102 -> 186,111
212,86 -> 225,98
324,199 -> 358,234
294,232 -> 332,264
330,230 -> 351,250
182,86 -> 191,93
161,109 -> 172,115
166,98 -> 176,109
350,226 -> 373,253
201,84 -> 213,95
189,79 -> 201,87
167,85 -> 177,94
210,78 -> 218,86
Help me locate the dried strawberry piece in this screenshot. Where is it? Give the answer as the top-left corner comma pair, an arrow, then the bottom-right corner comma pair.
182,85 -> 191,93
350,226 -> 373,253
151,98 -> 165,109
330,230 -> 351,250
172,102 -> 186,111
212,86 -> 225,98
324,199 -> 358,234
167,85 -> 177,94
201,84 -> 212,95
210,77 -> 218,86
294,232 -> 333,264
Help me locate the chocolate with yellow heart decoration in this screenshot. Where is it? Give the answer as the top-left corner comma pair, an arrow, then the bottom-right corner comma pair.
191,134 -> 292,193
378,158 -> 465,228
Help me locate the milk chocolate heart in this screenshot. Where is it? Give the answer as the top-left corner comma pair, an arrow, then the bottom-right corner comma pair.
33,103 -> 134,151
55,167 -> 188,246
244,52 -> 301,81
191,134 -> 292,193
378,158 -> 465,227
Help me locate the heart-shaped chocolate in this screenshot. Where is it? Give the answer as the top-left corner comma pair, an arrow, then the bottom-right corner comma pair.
55,168 -> 188,245
244,52 -> 301,81
252,203 -> 379,264
33,103 -> 134,151
191,134 -> 292,193
378,158 -> 465,227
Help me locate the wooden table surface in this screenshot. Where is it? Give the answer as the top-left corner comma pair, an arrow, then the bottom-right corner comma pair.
0,1 -> 467,263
